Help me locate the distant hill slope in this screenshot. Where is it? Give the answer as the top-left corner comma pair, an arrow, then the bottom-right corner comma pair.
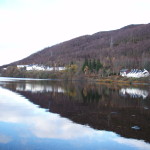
2,23 -> 150,71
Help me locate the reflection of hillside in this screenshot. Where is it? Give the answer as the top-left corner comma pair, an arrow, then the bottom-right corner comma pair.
120,88 -> 149,99
3,81 -> 150,143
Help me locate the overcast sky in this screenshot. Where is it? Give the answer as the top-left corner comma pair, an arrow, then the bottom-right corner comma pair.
0,0 -> 150,66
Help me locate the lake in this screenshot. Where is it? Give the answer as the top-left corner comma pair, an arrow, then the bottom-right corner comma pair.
0,77 -> 150,150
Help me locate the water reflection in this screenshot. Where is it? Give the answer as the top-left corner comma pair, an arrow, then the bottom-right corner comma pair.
16,83 -> 65,93
0,134 -> 11,144
0,78 -> 150,150
120,88 -> 149,99
0,87 -> 96,139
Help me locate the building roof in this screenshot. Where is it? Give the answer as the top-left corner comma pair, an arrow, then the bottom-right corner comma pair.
120,69 -> 128,72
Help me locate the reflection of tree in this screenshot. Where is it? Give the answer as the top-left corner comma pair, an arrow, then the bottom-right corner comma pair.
81,87 -> 102,103
64,83 -> 77,97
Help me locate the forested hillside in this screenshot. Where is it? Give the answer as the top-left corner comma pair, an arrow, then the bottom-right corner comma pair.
2,23 -> 150,73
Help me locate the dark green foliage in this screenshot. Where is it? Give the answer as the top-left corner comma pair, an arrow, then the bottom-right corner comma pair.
70,61 -> 74,65
92,59 -> 96,72
82,58 -> 103,73
82,58 -> 88,71
96,59 -> 103,72
88,59 -> 92,72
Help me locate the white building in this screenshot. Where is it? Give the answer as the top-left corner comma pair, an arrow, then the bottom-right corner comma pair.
17,64 -> 66,71
120,69 -> 149,78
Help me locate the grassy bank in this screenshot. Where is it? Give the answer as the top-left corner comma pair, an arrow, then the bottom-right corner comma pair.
96,75 -> 150,85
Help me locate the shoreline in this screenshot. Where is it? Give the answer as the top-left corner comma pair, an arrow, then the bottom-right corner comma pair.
0,75 -> 150,86
96,78 -> 150,85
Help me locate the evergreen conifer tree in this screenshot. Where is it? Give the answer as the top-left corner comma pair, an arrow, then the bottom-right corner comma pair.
96,59 -> 103,72
92,59 -> 96,72
82,58 -> 88,72
88,59 -> 92,72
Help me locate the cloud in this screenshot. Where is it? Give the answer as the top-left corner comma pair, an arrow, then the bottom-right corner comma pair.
0,134 -> 11,144
114,137 -> 150,150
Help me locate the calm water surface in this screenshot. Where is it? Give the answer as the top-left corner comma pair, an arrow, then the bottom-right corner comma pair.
0,77 -> 150,150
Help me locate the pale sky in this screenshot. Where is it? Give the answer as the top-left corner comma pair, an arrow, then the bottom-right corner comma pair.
0,0 -> 150,66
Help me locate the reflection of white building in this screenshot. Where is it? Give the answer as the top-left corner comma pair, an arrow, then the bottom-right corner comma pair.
17,64 -> 65,71
120,69 -> 149,78
120,88 -> 148,99
16,83 -> 65,93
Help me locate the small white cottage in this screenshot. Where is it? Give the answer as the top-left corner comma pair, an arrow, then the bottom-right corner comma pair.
120,69 -> 149,78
